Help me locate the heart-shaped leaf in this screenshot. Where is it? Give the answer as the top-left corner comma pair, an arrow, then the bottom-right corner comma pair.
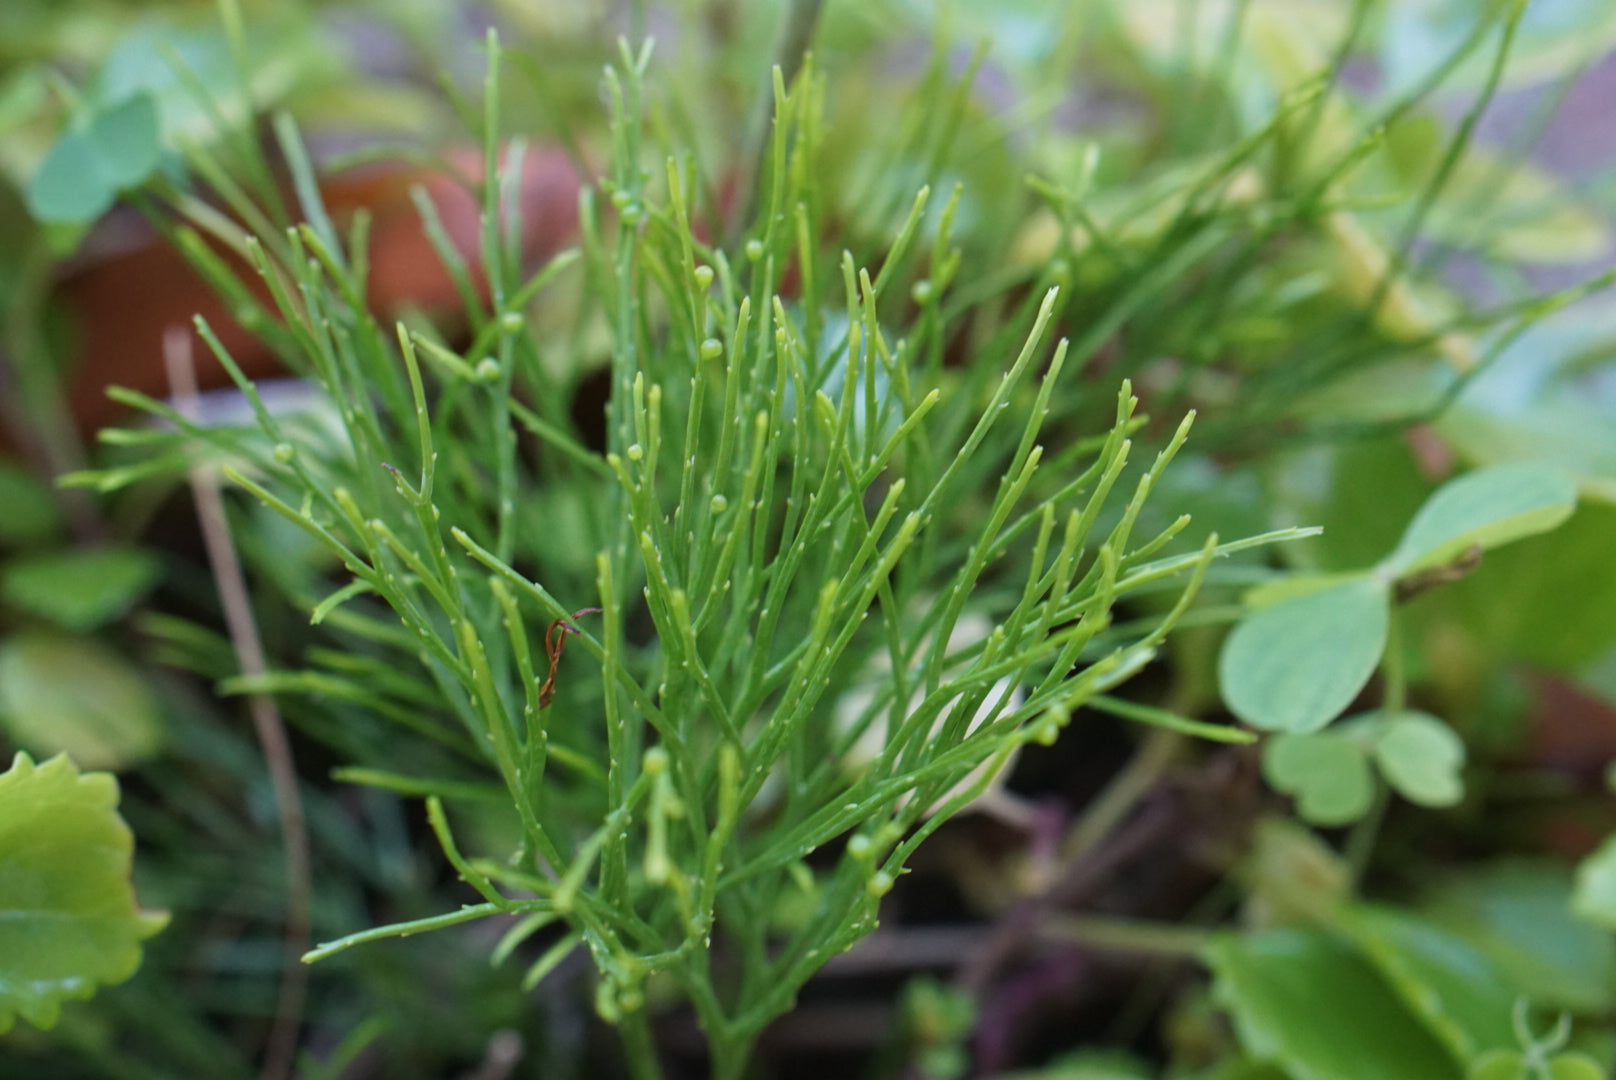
1220,576 -> 1389,733
1385,464 -> 1577,577
1,546 -> 161,631
0,752 -> 166,1033
0,632 -> 165,770
1262,731 -> 1375,825
1372,710 -> 1465,807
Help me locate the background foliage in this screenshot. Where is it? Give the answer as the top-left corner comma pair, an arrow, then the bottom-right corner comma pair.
2,1 -> 1616,1078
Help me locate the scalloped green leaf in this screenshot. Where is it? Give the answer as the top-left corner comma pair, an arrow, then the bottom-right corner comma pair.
1262,731 -> 1374,825
0,752 -> 166,1033
1385,464 -> 1577,577
1204,927 -> 1462,1080
0,632 -> 165,770
1372,710 -> 1466,808
1219,576 -> 1389,733
1,546 -> 161,631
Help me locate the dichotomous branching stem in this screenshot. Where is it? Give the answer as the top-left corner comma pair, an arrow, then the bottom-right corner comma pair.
89,30 -> 1323,1080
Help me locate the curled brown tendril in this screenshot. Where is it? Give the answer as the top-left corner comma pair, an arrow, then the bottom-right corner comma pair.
540,607 -> 602,707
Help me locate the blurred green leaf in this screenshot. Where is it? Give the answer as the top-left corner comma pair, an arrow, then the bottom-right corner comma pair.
24,90 -> 161,225
1204,926 -> 1462,1080
24,126 -> 113,224
1267,439 -> 1439,574
1468,1051 -> 1529,1080
1380,0 -> 1616,94
0,459 -> 63,546
1262,730 -> 1375,825
2,546 -> 161,631
1432,503 -> 1616,679
1001,1049 -> 1151,1078
1372,709 -> 1466,808
0,65 -> 48,136
1425,864 -> 1616,1013
1469,1050 -> 1606,1080
1341,905 -> 1517,1063
0,752 -> 167,1033
0,632 -> 164,770
1436,305 -> 1616,504
1385,464 -> 1577,576
1572,836 -> 1616,932
85,91 -> 161,189
1547,1056 -> 1609,1080
1220,576 -> 1389,732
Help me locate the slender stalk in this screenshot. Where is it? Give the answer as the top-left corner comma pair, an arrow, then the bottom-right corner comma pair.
164,328 -> 311,1080
619,1011 -> 666,1080
1039,914 -> 1210,959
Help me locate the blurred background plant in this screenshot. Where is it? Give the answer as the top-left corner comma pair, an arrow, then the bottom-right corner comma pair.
2,0 -> 1616,1078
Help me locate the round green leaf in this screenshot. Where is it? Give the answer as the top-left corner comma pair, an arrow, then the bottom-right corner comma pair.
0,633 -> 165,770
1220,576 -> 1390,733
2,546 -> 161,631
1262,731 -> 1375,825
24,127 -> 115,225
1386,464 -> 1577,577
0,752 -> 166,1033
1203,927 -> 1462,1080
1372,710 -> 1466,808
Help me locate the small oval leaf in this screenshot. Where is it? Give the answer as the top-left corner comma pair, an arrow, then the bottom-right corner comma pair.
0,752 -> 166,1033
1220,576 -> 1390,733
1386,463 -> 1577,576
